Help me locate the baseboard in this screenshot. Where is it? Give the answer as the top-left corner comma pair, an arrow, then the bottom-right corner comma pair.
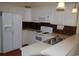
0,53 -> 3,56
0,49 -> 21,56
22,44 -> 29,47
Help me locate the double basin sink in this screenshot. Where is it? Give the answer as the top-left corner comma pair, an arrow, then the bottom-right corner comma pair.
43,35 -> 63,45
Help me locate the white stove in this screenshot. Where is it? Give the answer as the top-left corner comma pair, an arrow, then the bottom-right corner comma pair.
36,33 -> 55,41
35,26 -> 54,42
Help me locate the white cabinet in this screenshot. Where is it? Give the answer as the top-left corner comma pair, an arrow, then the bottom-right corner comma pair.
52,5 -> 77,26
32,6 -> 51,22
53,11 -> 64,25
26,30 -> 36,44
63,5 -> 77,26
22,30 -> 31,45
29,31 -> 38,44
22,8 -> 32,22
22,30 -> 37,45
0,12 -> 22,53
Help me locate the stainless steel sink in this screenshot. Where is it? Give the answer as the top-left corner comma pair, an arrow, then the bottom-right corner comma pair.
43,36 -> 63,45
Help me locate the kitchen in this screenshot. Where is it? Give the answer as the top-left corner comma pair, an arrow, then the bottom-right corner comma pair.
0,2 -> 79,56
22,2 -> 79,56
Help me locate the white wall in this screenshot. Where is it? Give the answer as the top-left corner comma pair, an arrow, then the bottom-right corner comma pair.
31,2 -> 77,26
0,16 -> 2,53
76,6 -> 79,34
76,17 -> 79,33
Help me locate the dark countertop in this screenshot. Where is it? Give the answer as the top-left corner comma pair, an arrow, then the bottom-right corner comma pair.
23,28 -> 39,31
23,28 -> 71,38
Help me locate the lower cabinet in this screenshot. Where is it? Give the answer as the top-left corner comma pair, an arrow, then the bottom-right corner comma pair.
22,30 -> 31,45
22,30 -> 38,45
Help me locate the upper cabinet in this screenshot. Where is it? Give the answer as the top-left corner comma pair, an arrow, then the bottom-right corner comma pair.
32,3 -> 77,26
52,10 -> 64,25
51,4 -> 77,26
32,6 -> 51,23
22,8 -> 32,22
63,5 -> 77,26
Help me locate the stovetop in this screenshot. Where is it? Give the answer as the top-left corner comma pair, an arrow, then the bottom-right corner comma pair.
36,30 -> 50,34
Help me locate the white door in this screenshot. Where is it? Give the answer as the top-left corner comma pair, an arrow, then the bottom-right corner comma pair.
13,14 -> 22,50
2,12 -> 13,53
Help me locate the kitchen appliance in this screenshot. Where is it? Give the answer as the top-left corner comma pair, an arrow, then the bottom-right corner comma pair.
35,26 -> 54,42
0,12 -> 22,53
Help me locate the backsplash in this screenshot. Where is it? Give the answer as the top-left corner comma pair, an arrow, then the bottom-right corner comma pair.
23,22 -> 77,35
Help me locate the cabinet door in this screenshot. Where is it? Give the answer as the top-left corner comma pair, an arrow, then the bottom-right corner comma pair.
23,8 -> 32,22
22,30 -> 37,45
22,30 -> 30,45
13,14 -> 22,50
2,12 -> 13,53
28,31 -> 40,44
53,10 -> 64,25
52,5 -> 77,26
63,6 -> 77,26
28,31 -> 36,44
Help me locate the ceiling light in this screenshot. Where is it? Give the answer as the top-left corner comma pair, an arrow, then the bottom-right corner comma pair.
72,2 -> 77,14
56,2 -> 65,11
